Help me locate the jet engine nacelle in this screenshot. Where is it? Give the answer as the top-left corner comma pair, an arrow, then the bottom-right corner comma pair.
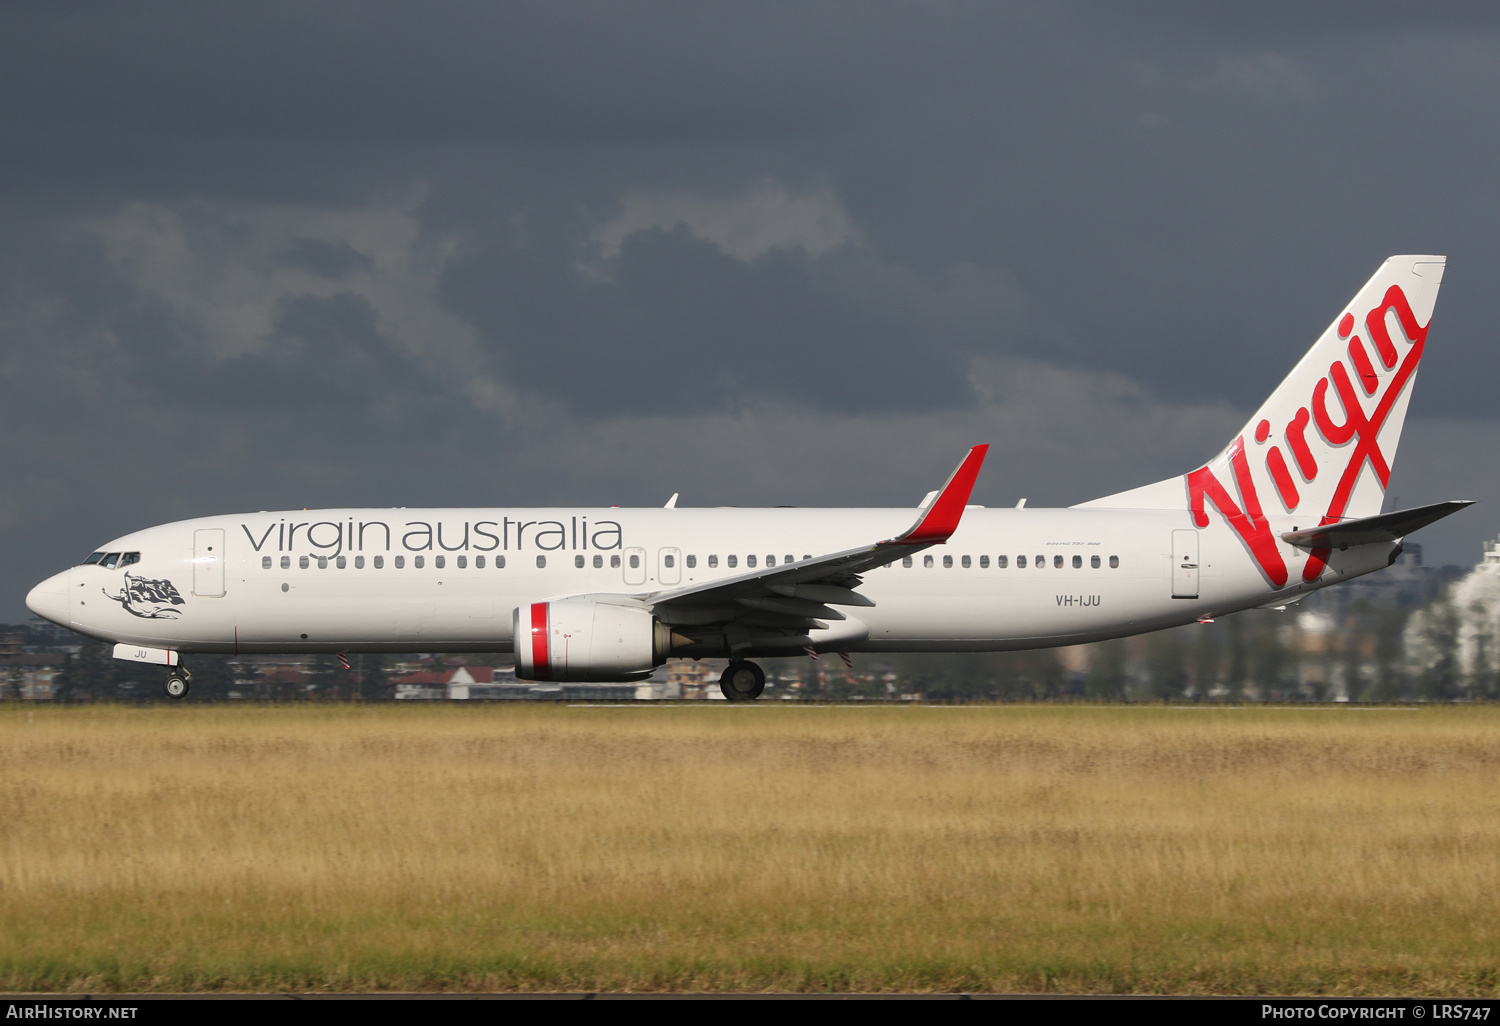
513,598 -> 670,682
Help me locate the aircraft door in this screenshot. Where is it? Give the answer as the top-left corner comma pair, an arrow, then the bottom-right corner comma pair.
1171,529 -> 1199,599
623,546 -> 647,586
193,528 -> 226,597
658,547 -> 681,585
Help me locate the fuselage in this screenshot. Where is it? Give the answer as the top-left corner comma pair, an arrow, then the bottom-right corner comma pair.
25,503 -> 1392,658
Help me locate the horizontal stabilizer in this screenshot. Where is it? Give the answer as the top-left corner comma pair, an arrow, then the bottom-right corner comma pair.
1281,500 -> 1474,550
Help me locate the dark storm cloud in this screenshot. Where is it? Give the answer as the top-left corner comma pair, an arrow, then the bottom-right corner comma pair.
3,2 -> 1500,616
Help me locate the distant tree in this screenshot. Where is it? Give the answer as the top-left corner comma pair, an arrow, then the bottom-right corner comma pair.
1187,621 -> 1222,700
1139,630 -> 1186,701
50,652 -> 76,702
5,662 -> 22,701
1084,639 -> 1128,701
1366,603 -> 1413,701
351,654 -> 390,701
1419,597 -> 1464,701
1245,615 -> 1291,700
305,653 -> 344,700
67,640 -> 116,702
1222,614 -> 1250,701
187,655 -> 236,701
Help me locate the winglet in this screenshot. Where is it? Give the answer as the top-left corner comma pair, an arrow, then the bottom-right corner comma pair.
894,445 -> 989,545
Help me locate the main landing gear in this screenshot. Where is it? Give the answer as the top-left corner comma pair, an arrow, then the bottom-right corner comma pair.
719,660 -> 765,702
163,666 -> 191,700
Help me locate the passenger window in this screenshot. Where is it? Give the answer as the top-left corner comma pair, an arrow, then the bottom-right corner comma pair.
101,553 -> 121,569
1016,555 -> 1026,568
574,555 -> 584,568
262,556 -> 272,569
1091,555 -> 1100,569
355,555 -> 365,569
943,555 -> 952,568
496,555 -> 506,568
610,555 -> 619,569
1053,555 -> 1063,568
786,555 -> 795,566
1109,555 -> 1119,568
708,555 -> 718,568
475,555 -> 484,569
593,555 -> 602,568
902,556 -> 912,568
747,555 -> 757,568
414,555 -> 424,569
336,555 -> 347,569
83,552 -> 104,565
728,555 -> 738,568
664,554 -> 675,568
456,556 -> 466,568
299,556 -> 310,569
281,555 -> 290,569
923,555 -> 934,568
536,555 -> 546,568
961,555 -> 971,568
686,555 -> 696,569
1072,555 -> 1082,568
765,555 -> 774,567
120,553 -> 140,567
1035,555 -> 1044,568
629,554 -> 640,569
318,556 -> 328,569
995,555 -> 1006,568
395,555 -> 405,568
374,556 -> 385,569
434,555 -> 445,569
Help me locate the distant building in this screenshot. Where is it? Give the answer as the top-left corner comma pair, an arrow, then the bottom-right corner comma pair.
393,670 -> 450,701
0,654 -> 64,699
393,663 -> 637,701
1404,535 -> 1500,689
654,658 -> 724,700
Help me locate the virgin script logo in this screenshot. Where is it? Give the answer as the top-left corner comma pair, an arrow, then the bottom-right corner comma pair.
1186,285 -> 1430,588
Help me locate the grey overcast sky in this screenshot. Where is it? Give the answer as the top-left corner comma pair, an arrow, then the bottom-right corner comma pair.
2,1 -> 1498,619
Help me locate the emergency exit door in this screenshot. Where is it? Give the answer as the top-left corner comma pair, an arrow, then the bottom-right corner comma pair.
193,528 -> 225,597
622,546 -> 647,586
1171,529 -> 1199,600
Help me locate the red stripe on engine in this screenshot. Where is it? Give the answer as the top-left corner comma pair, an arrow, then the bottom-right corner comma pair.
530,602 -> 549,680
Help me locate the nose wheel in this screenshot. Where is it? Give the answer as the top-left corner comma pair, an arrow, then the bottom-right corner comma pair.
163,668 -> 191,700
719,660 -> 765,701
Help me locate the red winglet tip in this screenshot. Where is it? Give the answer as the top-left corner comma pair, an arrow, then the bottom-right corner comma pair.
901,444 -> 989,544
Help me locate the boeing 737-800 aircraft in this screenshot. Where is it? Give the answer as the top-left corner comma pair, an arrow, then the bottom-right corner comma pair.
25,255 -> 1471,700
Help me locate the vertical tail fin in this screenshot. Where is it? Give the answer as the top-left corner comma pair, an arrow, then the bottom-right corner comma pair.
1078,255 -> 1445,583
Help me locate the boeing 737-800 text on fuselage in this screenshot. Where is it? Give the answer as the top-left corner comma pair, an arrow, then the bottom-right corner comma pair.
25,256 -> 1472,699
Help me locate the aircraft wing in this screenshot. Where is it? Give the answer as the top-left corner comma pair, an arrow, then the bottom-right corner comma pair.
646,445 -> 988,633
1280,500 -> 1474,550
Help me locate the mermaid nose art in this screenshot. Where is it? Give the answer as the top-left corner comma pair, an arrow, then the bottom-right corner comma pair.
25,569 -> 70,627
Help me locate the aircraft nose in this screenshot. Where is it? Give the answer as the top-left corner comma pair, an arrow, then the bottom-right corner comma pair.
25,569 -> 70,627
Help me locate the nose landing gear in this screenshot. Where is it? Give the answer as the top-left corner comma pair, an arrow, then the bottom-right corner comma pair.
719,660 -> 765,701
163,667 -> 191,700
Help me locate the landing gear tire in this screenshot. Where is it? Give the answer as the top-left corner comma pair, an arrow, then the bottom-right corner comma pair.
163,673 -> 189,700
719,660 -> 765,702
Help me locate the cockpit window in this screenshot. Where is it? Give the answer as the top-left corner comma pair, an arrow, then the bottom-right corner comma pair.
119,552 -> 140,567
100,553 -> 122,569
82,552 -> 105,565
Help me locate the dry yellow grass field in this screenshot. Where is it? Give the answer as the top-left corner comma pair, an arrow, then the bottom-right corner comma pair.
2,702 -> 1499,994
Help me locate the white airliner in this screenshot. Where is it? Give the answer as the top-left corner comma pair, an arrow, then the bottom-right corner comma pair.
25,255 -> 1471,700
